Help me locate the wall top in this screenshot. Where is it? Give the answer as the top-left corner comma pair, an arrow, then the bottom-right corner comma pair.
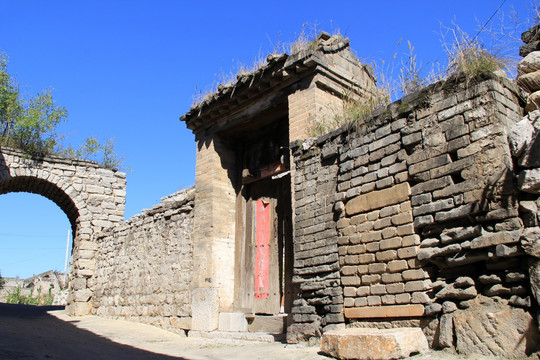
180,32 -> 376,134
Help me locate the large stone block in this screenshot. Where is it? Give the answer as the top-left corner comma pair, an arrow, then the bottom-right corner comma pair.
453,295 -> 538,357
320,327 -> 428,360
519,169 -> 540,194
344,304 -> 424,319
218,312 -> 248,332
66,300 -> 93,316
191,287 -> 219,331
346,183 -> 410,216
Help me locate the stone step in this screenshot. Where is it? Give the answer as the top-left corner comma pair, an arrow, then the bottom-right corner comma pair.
320,327 -> 428,360
188,330 -> 277,343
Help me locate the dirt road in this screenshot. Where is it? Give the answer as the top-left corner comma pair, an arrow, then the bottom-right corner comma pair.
0,303 -> 324,360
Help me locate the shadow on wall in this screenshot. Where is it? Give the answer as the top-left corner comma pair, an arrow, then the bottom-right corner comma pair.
0,303 -> 187,360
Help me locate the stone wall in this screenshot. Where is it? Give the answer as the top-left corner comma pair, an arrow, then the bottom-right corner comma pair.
92,188 -> 194,334
288,138 -> 341,342
290,72 -> 539,356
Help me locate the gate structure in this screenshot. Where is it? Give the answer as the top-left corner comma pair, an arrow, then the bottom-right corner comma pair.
0,146 -> 126,315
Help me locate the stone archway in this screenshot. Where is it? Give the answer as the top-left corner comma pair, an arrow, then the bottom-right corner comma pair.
0,147 -> 126,315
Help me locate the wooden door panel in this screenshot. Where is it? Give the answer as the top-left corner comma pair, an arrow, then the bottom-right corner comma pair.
252,198 -> 280,314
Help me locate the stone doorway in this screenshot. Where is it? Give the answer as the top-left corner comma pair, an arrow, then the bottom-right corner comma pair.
232,117 -> 294,330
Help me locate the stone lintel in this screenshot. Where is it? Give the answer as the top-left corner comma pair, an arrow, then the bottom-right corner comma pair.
344,304 -> 424,319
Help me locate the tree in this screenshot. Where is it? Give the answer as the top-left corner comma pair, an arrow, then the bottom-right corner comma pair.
0,53 -> 123,168
0,270 -> 5,290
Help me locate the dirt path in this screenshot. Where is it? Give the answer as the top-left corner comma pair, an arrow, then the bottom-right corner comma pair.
0,303 -> 324,360
0,303 -> 495,360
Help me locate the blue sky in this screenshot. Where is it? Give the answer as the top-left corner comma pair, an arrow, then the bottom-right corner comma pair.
0,0 -> 533,278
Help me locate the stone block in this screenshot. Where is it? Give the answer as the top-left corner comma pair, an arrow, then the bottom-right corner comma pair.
66,301 -> 93,316
376,250 -> 398,262
409,154 -> 450,176
386,283 -> 405,294
413,198 -> 454,216
395,293 -> 411,304
191,287 -> 219,331
453,295 -> 538,357
387,260 -> 408,273
346,183 -> 411,216
73,289 -> 92,302
382,273 -> 403,284
344,304 -> 425,319
367,295 -> 382,306
366,242 -> 380,252
470,230 -> 521,249
438,314 -> 454,348
402,269 -> 428,281
518,169 -> 540,194
361,274 -> 381,285
398,246 -> 418,259
368,263 -> 387,274
219,312 -> 248,332
247,314 -> 286,334
380,237 -> 402,250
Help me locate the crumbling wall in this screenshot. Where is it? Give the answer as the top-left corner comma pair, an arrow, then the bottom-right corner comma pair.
92,188 -> 194,334
291,72 -> 538,356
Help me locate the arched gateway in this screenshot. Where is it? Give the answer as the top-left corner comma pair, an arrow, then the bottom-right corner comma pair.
0,146 -> 126,315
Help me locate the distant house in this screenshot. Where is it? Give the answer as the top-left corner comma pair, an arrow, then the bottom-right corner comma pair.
0,270 -> 65,303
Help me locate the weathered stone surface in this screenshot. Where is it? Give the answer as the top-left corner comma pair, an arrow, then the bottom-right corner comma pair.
442,301 -> 457,313
218,312 -> 248,332
287,322 -> 322,344
521,227 -> 540,257
469,231 -> 521,249
522,27 -> 540,45
425,303 -> 442,316
518,51 -> 540,75
440,225 -> 482,244
453,295 -> 538,357
518,169 -> 540,194
529,258 -> 540,304
520,41 -> 540,58
344,304 -> 424,319
320,327 -> 428,360
454,277 -> 474,288
438,314 -> 454,348
509,114 -> 535,158
346,183 -> 410,216
517,70 -> 540,93
66,300 -> 93,316
435,284 -> 477,301
247,315 -> 286,334
191,287 -> 219,331
520,201 -> 539,227
526,90 -> 540,113
73,289 -> 92,302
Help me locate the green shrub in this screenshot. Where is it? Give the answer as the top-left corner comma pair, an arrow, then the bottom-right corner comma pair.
6,286 -> 54,306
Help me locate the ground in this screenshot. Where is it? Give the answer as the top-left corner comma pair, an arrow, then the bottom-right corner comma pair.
0,303 -> 518,359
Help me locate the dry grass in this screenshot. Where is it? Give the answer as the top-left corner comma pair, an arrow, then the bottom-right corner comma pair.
308,88 -> 390,137
191,54 -> 268,107
442,24 -> 510,81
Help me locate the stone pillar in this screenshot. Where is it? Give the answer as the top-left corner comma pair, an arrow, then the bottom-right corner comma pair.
288,81 -> 344,143
191,133 -> 236,331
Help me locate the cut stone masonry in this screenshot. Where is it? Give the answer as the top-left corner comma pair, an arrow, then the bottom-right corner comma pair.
3,25 -> 540,359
